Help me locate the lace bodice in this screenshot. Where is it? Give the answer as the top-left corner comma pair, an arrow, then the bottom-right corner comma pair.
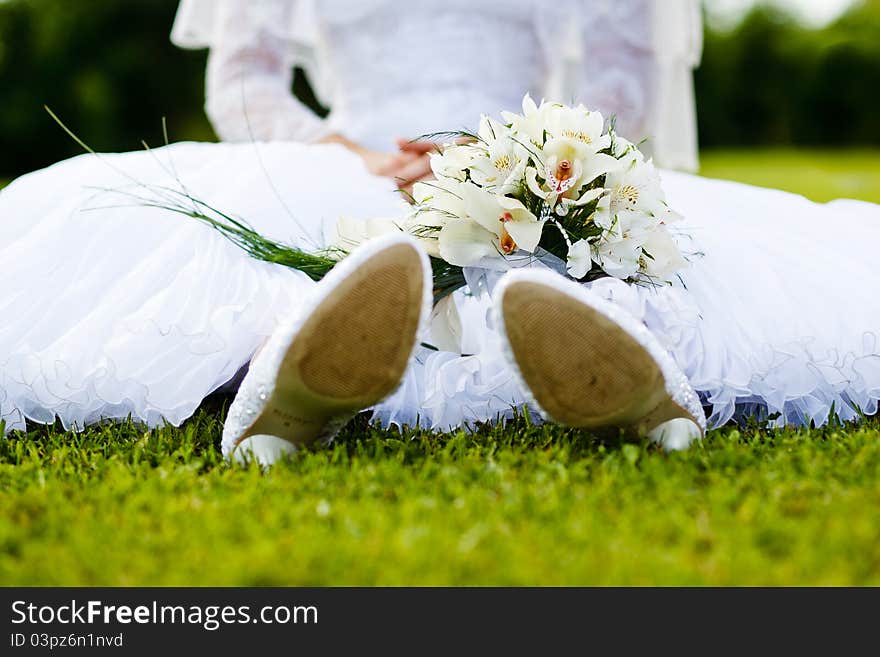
321,1 -> 553,149
172,0 -> 701,169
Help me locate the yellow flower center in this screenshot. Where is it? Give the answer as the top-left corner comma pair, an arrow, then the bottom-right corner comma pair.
619,184 -> 640,208
494,154 -> 513,171
563,130 -> 592,144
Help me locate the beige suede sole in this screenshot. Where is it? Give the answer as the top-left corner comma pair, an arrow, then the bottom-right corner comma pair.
501,280 -> 693,434
234,243 -> 425,450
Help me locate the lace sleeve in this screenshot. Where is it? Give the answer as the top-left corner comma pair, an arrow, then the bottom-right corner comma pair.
171,0 -> 331,143
541,0 -> 701,172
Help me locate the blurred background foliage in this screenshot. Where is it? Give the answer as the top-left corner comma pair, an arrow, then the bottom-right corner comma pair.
0,0 -> 879,181
696,0 -> 880,147
0,0 -> 213,178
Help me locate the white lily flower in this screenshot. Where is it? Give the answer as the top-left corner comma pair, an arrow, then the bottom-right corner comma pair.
591,232 -> 648,280
542,103 -> 611,159
641,226 -> 688,279
430,143 -> 480,182
427,95 -> 686,282
332,216 -> 403,251
501,94 -> 550,147
469,116 -> 528,195
428,294 -> 464,353
610,133 -> 640,159
592,153 -> 667,233
435,184 -> 546,266
556,187 -> 606,216
412,178 -> 467,219
407,178 -> 470,258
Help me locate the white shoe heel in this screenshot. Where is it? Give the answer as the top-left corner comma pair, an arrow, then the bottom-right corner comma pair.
232,435 -> 298,466
494,269 -> 706,441
647,418 -> 703,452
223,234 -> 432,465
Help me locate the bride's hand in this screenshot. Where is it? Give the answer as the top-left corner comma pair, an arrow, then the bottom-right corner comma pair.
318,134 -> 436,197
394,137 -> 475,196
317,133 -> 405,176
393,138 -> 438,195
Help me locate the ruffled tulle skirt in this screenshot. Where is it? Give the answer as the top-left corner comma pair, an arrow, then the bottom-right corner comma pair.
2,142 -> 879,434
0,141 -> 404,431
662,171 -> 880,427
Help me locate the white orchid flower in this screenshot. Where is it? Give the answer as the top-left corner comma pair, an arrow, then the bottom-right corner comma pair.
437,184 -> 545,266
541,144 -> 618,191
524,154 -> 613,212
438,218 -> 497,266
520,114 -> 616,212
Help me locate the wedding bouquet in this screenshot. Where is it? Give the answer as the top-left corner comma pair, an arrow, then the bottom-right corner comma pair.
333,95 -> 687,295
397,95 -> 687,284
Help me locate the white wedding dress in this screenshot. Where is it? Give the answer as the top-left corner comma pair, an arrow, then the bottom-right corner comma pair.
2,0 -> 878,438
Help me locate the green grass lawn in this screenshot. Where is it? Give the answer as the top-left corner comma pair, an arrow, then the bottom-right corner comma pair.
2,149 -> 879,586
700,149 -> 880,204
2,414 -> 879,586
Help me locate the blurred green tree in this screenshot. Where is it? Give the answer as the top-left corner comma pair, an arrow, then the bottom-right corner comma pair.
0,0 -> 212,178
696,0 -> 880,148
1,0 -> 878,180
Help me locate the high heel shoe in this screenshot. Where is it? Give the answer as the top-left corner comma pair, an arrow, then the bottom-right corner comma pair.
494,268 -> 706,448
222,234 -> 432,465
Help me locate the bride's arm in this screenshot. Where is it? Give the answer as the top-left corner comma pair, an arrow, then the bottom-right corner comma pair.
201,0 -> 330,143
172,0 -> 433,187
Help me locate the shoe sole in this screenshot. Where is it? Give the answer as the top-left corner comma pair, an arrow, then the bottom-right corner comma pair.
500,279 -> 691,433
233,242 -> 426,451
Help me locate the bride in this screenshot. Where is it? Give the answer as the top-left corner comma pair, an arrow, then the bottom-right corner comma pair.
1,0 -> 878,464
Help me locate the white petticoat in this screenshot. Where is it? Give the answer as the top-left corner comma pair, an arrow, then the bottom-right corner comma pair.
0,141 -> 404,432
1,142 -> 879,434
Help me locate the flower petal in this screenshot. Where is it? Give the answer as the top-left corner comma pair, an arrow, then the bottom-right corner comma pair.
504,217 -> 544,253
566,239 -> 592,278
525,167 -> 550,199
582,153 -> 620,185
459,183 -> 504,234
571,186 -> 605,207
438,219 -> 496,266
